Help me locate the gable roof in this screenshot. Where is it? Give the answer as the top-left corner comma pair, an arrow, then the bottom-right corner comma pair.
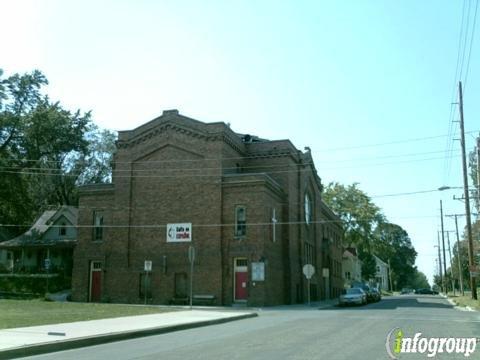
0,206 -> 78,248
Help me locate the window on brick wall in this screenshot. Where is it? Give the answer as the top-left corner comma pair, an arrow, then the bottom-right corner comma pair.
235,206 -> 246,237
304,193 -> 311,225
271,207 -> 278,242
304,242 -> 314,265
93,211 -> 104,241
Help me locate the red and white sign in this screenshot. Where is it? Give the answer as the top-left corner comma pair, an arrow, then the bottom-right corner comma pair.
166,223 -> 192,242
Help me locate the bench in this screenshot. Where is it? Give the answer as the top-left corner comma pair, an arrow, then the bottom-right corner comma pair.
193,294 -> 216,306
169,296 -> 189,305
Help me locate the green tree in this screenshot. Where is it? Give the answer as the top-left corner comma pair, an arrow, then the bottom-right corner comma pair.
373,222 -> 417,289
323,182 -> 385,280
323,182 -> 385,249
0,69 -> 116,236
410,269 -> 430,289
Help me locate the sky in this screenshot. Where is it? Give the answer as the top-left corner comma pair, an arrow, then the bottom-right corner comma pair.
2,0 -> 480,285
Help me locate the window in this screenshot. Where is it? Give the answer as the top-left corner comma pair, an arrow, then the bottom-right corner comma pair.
93,211 -> 104,241
235,206 -> 246,237
271,208 -> 277,242
304,242 -> 314,265
304,193 -> 311,225
59,222 -> 67,236
236,258 -> 248,267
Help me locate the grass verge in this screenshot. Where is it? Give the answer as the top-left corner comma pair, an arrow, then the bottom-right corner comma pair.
447,294 -> 480,311
0,299 -> 177,329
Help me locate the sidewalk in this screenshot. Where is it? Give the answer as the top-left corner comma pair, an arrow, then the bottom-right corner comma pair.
0,309 -> 257,360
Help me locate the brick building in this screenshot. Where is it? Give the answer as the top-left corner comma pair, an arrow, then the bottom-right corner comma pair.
72,110 -> 343,306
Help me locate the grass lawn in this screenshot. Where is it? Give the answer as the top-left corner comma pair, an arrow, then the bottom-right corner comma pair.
448,292 -> 480,310
0,299 -> 177,330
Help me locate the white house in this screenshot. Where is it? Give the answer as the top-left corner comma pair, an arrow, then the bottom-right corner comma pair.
342,247 -> 362,286
373,255 -> 390,291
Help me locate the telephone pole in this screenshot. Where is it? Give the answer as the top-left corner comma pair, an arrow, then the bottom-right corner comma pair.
454,215 -> 465,296
440,200 -> 448,293
477,137 -> 480,210
458,81 -> 477,300
447,232 -> 455,295
437,231 -> 443,292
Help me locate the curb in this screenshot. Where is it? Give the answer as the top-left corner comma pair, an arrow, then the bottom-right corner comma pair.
0,312 -> 258,360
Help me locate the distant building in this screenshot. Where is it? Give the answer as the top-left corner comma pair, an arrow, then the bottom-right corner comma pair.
342,247 -> 362,286
72,110 -> 343,306
0,206 -> 77,275
373,255 -> 389,291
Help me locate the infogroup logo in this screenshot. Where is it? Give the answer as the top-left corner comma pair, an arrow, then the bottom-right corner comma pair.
385,328 -> 478,359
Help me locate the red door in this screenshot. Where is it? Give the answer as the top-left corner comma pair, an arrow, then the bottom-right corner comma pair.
235,271 -> 248,300
90,262 -> 102,302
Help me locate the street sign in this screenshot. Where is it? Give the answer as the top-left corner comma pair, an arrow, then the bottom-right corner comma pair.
470,271 -> 479,278
144,260 -> 152,272
188,246 -> 195,263
302,264 -> 315,279
322,268 -> 330,278
44,258 -> 51,270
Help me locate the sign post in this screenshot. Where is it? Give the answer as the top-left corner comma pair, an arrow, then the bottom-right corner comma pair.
188,246 -> 195,309
144,260 -> 152,304
44,258 -> 51,295
302,264 -> 315,305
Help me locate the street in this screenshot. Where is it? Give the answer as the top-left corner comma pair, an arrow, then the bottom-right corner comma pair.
18,295 -> 480,360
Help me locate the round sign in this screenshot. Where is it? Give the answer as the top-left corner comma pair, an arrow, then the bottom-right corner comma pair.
303,264 -> 315,279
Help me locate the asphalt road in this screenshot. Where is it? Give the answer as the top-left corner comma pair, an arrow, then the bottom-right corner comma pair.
19,295 -> 480,360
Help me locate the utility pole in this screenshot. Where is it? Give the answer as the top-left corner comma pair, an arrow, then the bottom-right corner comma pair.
459,81 -> 477,300
440,200 -> 448,293
388,259 -> 393,292
447,232 -> 455,295
437,231 -> 443,291
477,137 -> 480,212
454,215 -> 465,296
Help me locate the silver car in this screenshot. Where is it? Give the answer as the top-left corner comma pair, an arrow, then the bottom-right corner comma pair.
339,288 -> 367,306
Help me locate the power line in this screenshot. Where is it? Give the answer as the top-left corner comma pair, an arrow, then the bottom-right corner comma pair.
463,0 -> 479,91
5,130 -> 479,166
0,152 -> 469,178
1,148 -> 472,174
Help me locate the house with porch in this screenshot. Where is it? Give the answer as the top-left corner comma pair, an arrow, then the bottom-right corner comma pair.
0,206 -> 77,275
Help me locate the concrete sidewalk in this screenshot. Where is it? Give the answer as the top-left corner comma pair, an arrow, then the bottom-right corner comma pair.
0,309 -> 257,360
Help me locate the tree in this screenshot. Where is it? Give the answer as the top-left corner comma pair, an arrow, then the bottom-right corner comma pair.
0,69 -> 116,236
373,222 -> 417,289
410,269 -> 430,289
323,182 -> 385,250
450,221 -> 480,291
323,182 -> 386,281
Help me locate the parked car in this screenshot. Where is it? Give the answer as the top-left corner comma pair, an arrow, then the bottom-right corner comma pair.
370,287 -> 382,302
339,288 -> 367,306
358,284 -> 376,303
415,288 -> 434,295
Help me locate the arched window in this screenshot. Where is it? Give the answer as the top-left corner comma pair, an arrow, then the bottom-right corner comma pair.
304,193 -> 311,225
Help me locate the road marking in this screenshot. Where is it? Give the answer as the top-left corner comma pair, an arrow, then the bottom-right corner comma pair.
345,315 -> 480,323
